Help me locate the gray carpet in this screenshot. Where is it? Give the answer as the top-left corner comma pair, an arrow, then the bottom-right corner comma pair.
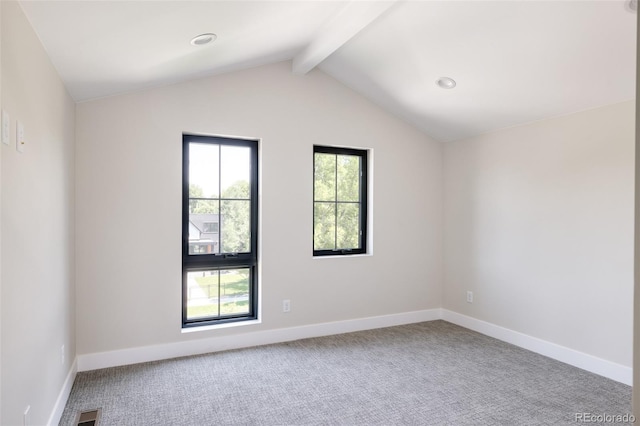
60,321 -> 632,425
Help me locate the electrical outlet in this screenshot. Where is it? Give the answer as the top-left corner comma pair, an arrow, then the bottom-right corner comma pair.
23,405 -> 31,426
282,299 -> 291,313
466,291 -> 473,303
61,345 -> 65,365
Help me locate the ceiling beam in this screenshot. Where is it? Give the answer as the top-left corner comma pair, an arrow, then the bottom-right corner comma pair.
292,1 -> 398,75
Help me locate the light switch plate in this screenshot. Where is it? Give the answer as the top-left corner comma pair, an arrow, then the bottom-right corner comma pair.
16,120 -> 25,153
2,110 -> 9,146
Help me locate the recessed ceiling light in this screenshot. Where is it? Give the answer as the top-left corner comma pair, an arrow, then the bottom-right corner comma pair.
436,77 -> 456,89
190,33 -> 217,46
627,0 -> 637,12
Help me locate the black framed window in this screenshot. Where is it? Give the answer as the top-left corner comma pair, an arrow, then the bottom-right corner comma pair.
313,145 -> 368,256
182,134 -> 258,328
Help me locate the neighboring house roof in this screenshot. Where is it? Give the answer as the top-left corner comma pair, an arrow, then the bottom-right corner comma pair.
189,213 -> 221,234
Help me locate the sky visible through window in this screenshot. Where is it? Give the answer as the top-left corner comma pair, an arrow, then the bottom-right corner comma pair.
189,143 -> 250,197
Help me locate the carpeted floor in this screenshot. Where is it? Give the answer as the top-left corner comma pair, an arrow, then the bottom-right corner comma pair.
60,321 -> 632,425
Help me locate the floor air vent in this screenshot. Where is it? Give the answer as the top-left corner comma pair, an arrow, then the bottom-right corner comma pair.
75,408 -> 101,426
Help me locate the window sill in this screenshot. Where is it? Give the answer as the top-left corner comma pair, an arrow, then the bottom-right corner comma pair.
181,318 -> 261,334
313,253 -> 372,260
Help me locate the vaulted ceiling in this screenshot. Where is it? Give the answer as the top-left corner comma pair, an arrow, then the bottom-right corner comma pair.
19,1 -> 636,142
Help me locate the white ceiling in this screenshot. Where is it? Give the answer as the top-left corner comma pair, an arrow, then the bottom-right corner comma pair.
19,0 -> 637,142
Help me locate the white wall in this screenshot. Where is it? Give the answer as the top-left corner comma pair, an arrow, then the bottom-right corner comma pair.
75,61 -> 443,355
0,1 -> 3,422
444,100 -> 634,367
634,6 -> 639,414
0,2 -> 76,425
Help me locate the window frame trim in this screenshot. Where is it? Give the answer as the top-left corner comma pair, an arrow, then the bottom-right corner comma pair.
182,133 -> 259,328
313,145 -> 368,257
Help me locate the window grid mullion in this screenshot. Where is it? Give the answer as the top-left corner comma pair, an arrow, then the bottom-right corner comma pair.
218,143 -> 222,254
190,197 -> 250,201
334,155 -> 338,250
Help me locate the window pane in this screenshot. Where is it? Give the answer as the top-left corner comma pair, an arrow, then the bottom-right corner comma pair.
189,203 -> 221,255
337,155 -> 360,202
221,200 -> 251,253
314,153 -> 336,202
221,146 -> 250,199
314,202 -> 336,250
186,270 -> 219,320
186,269 -> 251,320
337,203 -> 360,249
220,269 -> 250,315
189,143 -> 219,199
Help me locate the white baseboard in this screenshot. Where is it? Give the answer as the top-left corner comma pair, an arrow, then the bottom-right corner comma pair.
47,357 -> 78,426
77,309 -> 443,372
441,309 -> 632,385
75,308 -> 630,387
